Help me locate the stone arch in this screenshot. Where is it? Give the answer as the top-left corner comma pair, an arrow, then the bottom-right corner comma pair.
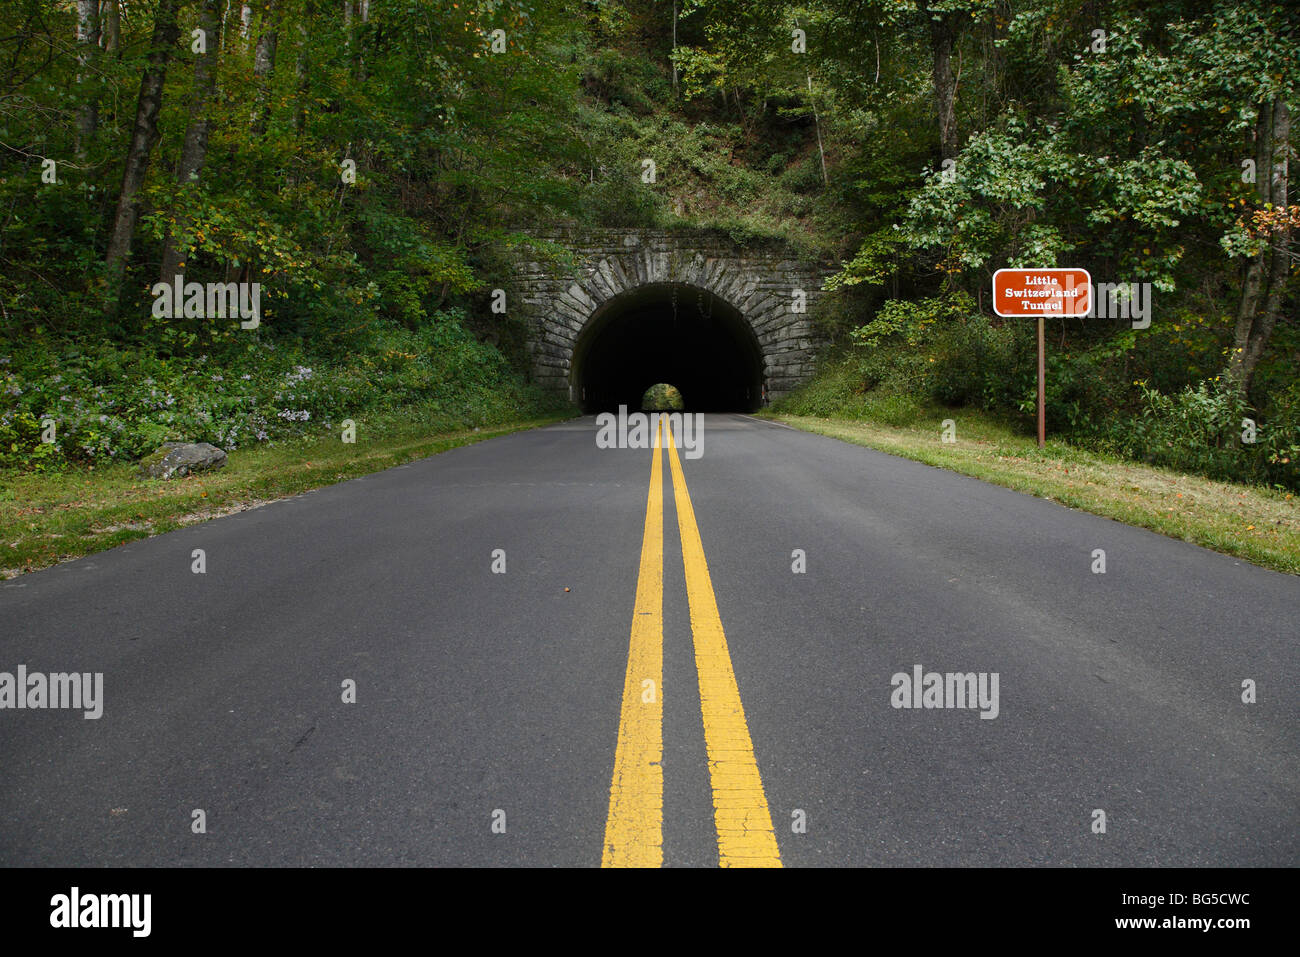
512,229 -> 828,406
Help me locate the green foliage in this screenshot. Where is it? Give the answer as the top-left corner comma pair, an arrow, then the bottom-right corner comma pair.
0,310 -> 567,471
773,360 -> 930,426
0,0 -> 587,342
846,294 -> 1029,409
1,0 -> 1296,501
573,106 -> 824,248
827,227 -> 906,289
1120,379 -> 1297,488
790,309 -> 1298,490
641,383 -> 686,410
799,0 -> 1298,494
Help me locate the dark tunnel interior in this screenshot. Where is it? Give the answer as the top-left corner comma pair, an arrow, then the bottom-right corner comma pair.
572,283 -> 764,413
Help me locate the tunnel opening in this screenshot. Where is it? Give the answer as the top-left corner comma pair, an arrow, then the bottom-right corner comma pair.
571,283 -> 764,413
641,383 -> 685,411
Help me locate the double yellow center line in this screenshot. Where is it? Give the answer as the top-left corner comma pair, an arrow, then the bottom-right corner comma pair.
601,421 -> 666,866
602,419 -> 781,868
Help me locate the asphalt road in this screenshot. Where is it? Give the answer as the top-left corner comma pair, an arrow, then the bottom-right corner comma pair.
1,414 -> 1296,866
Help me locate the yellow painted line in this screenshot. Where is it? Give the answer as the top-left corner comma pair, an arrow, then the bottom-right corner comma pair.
665,421 -> 782,868
601,419 -> 665,867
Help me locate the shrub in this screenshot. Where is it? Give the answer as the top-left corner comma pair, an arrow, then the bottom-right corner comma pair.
848,293 -> 1029,409
1117,378 -> 1298,490
0,308 -> 564,471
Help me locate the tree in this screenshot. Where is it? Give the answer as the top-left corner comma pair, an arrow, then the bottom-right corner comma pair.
74,1 -> 100,146
103,1 -> 121,55
1228,98 -> 1292,400
918,1 -> 960,160
160,0 -> 224,283
251,0 -> 281,135
103,0 -> 182,312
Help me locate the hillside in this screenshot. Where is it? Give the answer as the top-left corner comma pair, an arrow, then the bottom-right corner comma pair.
0,0 -> 1296,494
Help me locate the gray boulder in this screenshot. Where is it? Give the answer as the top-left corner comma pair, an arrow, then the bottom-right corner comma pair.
137,441 -> 227,480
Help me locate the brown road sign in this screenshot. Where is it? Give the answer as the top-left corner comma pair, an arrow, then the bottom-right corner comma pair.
993,268 -> 1091,318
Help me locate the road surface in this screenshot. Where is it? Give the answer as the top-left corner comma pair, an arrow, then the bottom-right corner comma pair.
2,414 -> 1296,866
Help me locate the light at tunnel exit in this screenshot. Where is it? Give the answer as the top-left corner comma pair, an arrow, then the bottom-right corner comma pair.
641,383 -> 685,411
572,283 -> 764,413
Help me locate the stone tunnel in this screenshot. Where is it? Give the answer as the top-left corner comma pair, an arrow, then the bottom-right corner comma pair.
508,228 -> 830,412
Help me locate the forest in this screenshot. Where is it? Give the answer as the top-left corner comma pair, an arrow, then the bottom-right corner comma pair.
0,0 -> 1296,492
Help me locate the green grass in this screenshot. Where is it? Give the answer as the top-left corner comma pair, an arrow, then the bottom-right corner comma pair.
766,408 -> 1300,576
0,413 -> 571,579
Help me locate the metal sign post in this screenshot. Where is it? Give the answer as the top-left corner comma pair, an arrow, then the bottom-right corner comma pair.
992,268 -> 1092,451
1037,315 -> 1045,449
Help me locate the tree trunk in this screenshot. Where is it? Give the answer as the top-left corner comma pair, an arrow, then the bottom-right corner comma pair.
356,0 -> 368,79
103,0 -> 181,311
251,0 -> 281,135
808,74 -> 828,187
103,0 -> 121,56
75,0 -> 100,158
292,1 -> 315,133
160,0 -> 223,283
920,3 -> 959,160
1229,97 -> 1291,400
672,0 -> 678,94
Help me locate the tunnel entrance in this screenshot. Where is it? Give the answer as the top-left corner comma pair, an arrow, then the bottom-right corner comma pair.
571,283 -> 764,413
